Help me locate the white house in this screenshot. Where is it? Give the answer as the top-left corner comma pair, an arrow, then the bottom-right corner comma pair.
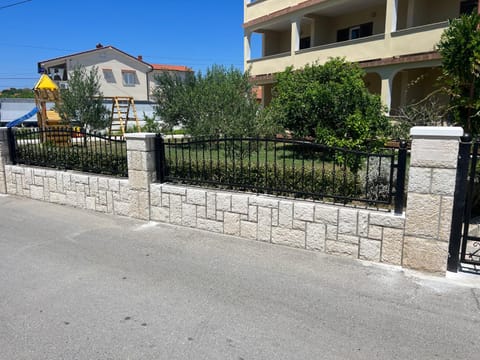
38,44 -> 192,103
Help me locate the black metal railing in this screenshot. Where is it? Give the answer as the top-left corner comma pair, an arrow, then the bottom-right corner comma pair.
7,127 -> 128,177
155,136 -> 408,213
449,136 -> 480,271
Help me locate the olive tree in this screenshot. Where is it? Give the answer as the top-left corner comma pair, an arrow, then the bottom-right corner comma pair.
56,66 -> 109,130
153,65 -> 263,137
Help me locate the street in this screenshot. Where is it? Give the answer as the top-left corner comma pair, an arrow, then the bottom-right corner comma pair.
0,195 -> 479,360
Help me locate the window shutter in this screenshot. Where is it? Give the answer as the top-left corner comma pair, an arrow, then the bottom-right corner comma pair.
300,37 -> 311,49
360,22 -> 373,37
337,28 -> 349,42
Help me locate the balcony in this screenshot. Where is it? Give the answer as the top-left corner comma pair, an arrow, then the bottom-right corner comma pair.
245,0 -> 304,24
246,19 -> 449,78
245,0 -> 464,76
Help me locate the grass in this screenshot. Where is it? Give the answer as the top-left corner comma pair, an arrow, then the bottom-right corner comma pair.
163,139 -> 396,206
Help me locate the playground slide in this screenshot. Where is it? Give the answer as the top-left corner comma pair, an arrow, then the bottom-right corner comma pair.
6,107 -> 39,128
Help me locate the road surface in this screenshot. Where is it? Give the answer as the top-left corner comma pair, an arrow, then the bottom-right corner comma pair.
0,195 -> 479,359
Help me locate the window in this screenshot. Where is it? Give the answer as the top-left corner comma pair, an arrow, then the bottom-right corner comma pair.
102,69 -> 115,83
350,26 -> 361,40
337,22 -> 373,42
122,70 -> 137,86
300,37 -> 311,50
460,0 -> 477,14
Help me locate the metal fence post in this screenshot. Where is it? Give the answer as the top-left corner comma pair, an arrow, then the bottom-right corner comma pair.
447,134 -> 472,272
155,134 -> 166,183
394,140 -> 407,215
6,127 -> 17,165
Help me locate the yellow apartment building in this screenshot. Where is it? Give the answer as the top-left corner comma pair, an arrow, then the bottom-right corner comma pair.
244,0 -> 476,114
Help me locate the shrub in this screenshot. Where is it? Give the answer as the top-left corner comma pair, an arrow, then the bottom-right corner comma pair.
153,65 -> 261,138
267,58 -> 389,149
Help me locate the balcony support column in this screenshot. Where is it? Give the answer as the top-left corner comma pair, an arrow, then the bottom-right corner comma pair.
385,0 -> 398,35
244,30 -> 252,62
380,72 -> 394,113
291,18 -> 301,55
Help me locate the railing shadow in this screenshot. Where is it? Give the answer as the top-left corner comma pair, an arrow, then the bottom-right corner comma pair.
459,264 -> 480,275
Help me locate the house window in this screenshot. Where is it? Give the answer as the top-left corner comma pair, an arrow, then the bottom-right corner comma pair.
460,0 -> 477,14
300,37 -> 311,50
350,26 -> 361,40
102,69 -> 115,83
337,22 -> 373,42
122,70 -> 137,86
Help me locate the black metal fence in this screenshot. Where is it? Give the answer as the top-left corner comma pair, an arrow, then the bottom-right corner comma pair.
156,136 -> 407,213
448,135 -> 480,272
7,127 -> 128,177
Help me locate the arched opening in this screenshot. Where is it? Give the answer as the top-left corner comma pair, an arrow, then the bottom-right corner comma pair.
390,66 -> 446,116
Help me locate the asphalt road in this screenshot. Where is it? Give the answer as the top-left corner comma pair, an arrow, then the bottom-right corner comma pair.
0,195 -> 479,360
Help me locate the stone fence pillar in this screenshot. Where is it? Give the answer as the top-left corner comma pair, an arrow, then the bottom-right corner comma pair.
0,128 -> 11,194
403,126 -> 464,274
125,133 -> 157,220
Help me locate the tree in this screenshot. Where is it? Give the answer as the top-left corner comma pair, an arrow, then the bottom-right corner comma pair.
153,65 -> 263,137
437,12 -> 480,134
267,58 -> 389,149
56,66 -> 109,130
0,88 -> 34,98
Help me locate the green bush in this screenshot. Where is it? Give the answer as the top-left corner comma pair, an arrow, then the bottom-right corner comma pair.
267,58 -> 389,150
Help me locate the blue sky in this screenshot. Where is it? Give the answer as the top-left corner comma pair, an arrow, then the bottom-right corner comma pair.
0,0 -> 245,90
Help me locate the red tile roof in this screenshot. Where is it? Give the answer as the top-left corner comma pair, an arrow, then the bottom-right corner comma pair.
151,64 -> 193,72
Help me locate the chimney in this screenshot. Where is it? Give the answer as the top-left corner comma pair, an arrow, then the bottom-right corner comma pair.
96,43 -> 103,49
138,55 -> 143,61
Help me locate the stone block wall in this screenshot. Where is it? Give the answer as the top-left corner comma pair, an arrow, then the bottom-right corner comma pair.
0,127 -> 466,274
150,184 -> 406,265
5,165 -> 130,216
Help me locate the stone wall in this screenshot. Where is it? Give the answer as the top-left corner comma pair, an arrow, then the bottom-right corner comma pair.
403,127 -> 464,274
150,184 -> 406,265
5,165 -> 130,216
0,126 -> 466,274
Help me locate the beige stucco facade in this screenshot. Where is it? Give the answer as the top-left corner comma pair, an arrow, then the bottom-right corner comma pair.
244,0 -> 470,113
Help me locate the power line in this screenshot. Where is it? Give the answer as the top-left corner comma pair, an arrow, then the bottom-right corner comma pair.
0,0 -> 32,10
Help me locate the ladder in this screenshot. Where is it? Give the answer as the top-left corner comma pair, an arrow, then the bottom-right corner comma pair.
109,97 -> 140,136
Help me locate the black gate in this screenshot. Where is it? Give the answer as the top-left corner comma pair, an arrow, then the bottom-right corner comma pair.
448,136 -> 480,272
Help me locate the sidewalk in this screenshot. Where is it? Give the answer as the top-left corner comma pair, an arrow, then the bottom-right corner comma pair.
0,195 -> 479,360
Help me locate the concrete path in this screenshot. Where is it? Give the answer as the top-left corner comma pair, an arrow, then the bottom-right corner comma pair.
0,195 -> 479,360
